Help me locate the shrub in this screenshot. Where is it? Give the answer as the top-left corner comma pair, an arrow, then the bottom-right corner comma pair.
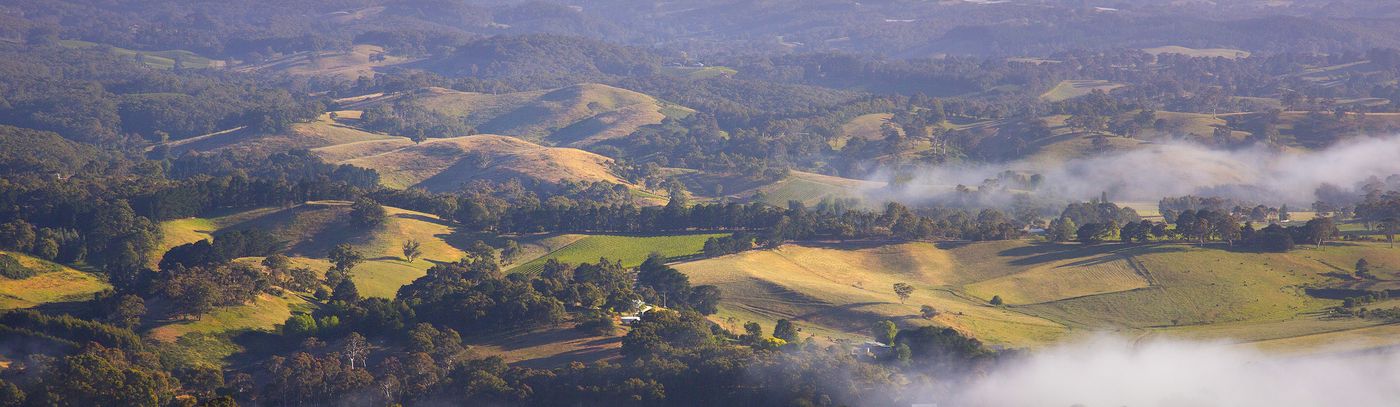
0,254 -> 36,279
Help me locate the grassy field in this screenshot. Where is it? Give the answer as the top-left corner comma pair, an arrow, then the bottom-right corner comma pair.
672,239 -> 1400,353
165,113 -> 401,156
148,292 -> 313,368
159,202 -> 468,299
746,171 -> 884,206
469,321 -> 628,368
508,233 -> 727,276
0,251 -> 110,309
60,40 -> 220,69
241,44 -> 412,79
832,113 -> 898,149
341,134 -> 632,193
1039,80 -> 1126,102
675,242 -> 1070,346
358,83 -> 691,147
1143,46 -> 1250,59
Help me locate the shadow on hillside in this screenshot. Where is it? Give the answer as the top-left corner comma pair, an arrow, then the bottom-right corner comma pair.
394,212 -> 454,227
1000,242 -> 1189,267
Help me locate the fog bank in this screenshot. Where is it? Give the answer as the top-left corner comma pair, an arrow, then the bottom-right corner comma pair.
951,335 -> 1400,407
874,134 -> 1400,206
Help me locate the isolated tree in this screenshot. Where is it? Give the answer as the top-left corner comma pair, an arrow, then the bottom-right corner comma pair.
402,239 -> 422,263
350,199 -> 387,228
1305,217 -> 1337,249
1356,258 -> 1373,279
743,322 -> 764,344
872,320 -> 897,345
343,332 -> 370,370
1076,222 -> 1113,244
1047,217 -> 1077,242
109,294 -> 146,328
892,282 -> 915,304
688,285 -> 722,315
920,305 -> 938,319
990,295 -> 1004,306
773,319 -> 799,342
1380,217 -> 1399,248
332,279 -> 361,303
284,313 -> 318,337
329,244 -> 364,272
262,254 -> 291,273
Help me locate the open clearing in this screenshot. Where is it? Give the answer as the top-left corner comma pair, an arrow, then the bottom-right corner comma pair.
164,112 -> 400,155
159,201 -> 467,299
675,242 -> 1069,346
342,134 -> 631,192
1144,46 -> 1250,59
0,251 -> 110,309
832,113 -> 898,149
674,239 -> 1400,352
508,233 -> 726,276
469,321 -> 627,368
745,171 -> 884,206
347,84 -> 692,147
1039,80 -> 1126,102
147,292 -> 312,368
59,40 -> 221,69
239,44 -> 413,79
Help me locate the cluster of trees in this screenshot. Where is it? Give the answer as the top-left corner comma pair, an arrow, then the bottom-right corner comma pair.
0,43 -> 322,144
358,98 -> 475,142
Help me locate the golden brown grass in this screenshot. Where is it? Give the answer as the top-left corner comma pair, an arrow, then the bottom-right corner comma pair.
343,134 -> 630,192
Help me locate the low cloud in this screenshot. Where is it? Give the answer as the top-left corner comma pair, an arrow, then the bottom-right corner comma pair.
950,335 -> 1400,407
870,134 -> 1400,206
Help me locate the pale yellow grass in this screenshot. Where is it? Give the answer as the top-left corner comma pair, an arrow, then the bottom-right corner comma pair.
965,255 -> 1149,305
675,243 -> 1067,347
344,134 -> 628,192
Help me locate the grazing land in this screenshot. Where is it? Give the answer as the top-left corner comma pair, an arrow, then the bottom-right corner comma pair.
675,239 -> 1400,352
342,134 -> 631,192
1039,80 -> 1126,102
0,251 -> 110,309
508,233 -> 727,276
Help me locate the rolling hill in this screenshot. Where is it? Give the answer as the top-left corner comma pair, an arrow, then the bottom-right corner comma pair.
237,44 -> 415,79
340,134 -> 632,192
0,251 -> 110,309
346,83 -> 693,147
163,113 -> 400,156
158,201 -> 469,299
672,239 -> 1400,352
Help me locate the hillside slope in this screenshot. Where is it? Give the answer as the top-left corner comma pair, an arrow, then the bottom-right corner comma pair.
349,84 -> 691,147
341,134 -> 630,192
